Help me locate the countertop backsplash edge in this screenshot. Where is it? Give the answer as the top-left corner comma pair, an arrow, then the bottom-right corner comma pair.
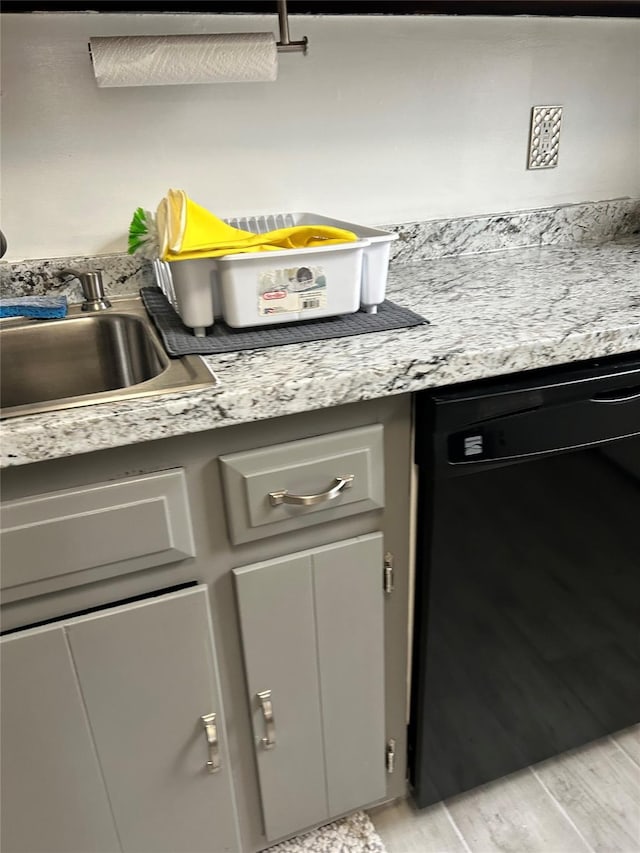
2,197 -> 638,299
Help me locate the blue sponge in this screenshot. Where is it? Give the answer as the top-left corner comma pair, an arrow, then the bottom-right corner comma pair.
0,295 -> 68,319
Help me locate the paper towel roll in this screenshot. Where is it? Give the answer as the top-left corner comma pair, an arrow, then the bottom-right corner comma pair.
89,33 -> 278,87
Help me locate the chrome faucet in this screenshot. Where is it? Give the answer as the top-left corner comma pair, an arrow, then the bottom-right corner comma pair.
60,268 -> 112,311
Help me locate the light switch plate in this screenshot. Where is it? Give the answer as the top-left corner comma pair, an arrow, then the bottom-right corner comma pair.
527,105 -> 563,169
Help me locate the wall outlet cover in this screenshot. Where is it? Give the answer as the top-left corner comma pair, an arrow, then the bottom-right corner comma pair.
527,106 -> 563,170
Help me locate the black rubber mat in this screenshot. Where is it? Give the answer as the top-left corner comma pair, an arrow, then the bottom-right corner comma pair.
140,287 -> 428,357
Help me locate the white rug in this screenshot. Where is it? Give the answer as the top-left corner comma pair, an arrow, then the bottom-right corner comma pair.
266,811 -> 387,853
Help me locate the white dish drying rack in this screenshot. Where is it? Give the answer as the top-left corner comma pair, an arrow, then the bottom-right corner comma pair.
153,212 -> 398,336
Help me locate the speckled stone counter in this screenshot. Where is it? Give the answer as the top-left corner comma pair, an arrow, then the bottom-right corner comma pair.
3,234 -> 638,468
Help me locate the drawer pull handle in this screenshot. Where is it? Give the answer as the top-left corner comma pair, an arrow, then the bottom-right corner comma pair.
200,713 -> 221,773
257,689 -> 276,749
268,474 -> 355,507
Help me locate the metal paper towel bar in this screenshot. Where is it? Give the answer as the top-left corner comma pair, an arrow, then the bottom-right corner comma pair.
88,0 -> 306,88
276,0 -> 308,54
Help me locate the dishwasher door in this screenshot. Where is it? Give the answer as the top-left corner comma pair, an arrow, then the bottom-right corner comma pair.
409,353 -> 640,808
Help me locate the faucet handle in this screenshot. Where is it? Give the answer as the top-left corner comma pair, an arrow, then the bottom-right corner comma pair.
59,268 -> 111,311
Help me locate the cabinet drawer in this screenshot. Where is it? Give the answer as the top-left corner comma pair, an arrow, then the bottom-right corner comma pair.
219,425 -> 384,545
0,469 -> 195,602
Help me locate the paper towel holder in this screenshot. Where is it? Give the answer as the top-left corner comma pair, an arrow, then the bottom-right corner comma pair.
88,0 -> 306,88
276,0 -> 308,54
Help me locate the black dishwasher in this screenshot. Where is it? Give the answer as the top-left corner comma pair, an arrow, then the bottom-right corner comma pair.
409,351 -> 640,808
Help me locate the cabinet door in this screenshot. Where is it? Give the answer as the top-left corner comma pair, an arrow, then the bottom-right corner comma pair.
1,628 -> 120,853
234,533 -> 386,842
312,537 -> 387,816
66,585 -> 240,853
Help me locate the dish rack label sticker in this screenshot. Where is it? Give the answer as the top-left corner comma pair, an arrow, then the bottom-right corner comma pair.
258,266 -> 327,315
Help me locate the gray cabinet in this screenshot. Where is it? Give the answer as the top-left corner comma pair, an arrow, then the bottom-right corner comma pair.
1,394 -> 413,853
1,586 -> 240,853
234,533 -> 386,841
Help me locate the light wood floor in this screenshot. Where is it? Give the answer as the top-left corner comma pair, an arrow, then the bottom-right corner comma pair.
369,725 -> 640,853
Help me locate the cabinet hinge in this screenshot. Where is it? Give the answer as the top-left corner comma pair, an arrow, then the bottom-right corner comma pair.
386,738 -> 396,774
383,552 -> 394,595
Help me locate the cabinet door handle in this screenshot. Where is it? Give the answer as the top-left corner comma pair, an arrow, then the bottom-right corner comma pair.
200,713 -> 221,773
268,474 -> 354,507
257,690 -> 276,749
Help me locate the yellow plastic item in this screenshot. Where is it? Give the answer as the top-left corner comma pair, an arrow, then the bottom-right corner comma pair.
156,189 -> 358,262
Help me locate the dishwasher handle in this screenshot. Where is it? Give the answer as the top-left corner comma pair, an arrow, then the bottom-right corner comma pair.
591,386 -> 640,404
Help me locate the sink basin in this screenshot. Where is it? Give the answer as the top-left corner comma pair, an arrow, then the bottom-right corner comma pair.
1,297 -> 216,419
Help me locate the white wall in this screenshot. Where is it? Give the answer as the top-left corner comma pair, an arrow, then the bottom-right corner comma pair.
2,12 -> 639,261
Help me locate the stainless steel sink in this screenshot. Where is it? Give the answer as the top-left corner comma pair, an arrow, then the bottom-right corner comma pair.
0,297 -> 216,419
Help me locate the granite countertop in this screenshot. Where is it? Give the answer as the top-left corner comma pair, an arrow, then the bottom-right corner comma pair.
2,233 -> 638,468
